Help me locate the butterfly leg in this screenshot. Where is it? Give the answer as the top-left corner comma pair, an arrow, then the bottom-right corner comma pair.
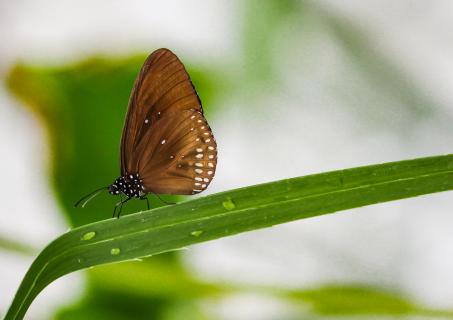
140,196 -> 150,210
112,194 -> 123,218
113,197 -> 131,219
112,202 -> 120,219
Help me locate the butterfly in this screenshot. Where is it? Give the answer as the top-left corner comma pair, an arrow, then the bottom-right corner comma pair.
76,48 -> 217,217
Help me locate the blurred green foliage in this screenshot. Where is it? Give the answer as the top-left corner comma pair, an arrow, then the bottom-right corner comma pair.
0,235 -> 36,256
289,285 -> 435,316
56,260 -> 221,320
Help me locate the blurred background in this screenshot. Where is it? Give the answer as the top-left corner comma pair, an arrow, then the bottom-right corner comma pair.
1,0 -> 453,319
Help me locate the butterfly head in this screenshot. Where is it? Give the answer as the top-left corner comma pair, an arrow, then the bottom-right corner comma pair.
108,180 -> 121,195
109,173 -> 145,198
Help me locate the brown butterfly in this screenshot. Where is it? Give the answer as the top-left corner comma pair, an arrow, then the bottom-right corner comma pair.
76,48 -> 217,217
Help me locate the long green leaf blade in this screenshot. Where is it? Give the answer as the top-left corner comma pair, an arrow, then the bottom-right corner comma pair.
5,154 -> 453,320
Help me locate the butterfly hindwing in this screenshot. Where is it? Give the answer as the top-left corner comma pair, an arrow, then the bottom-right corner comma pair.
131,110 -> 217,194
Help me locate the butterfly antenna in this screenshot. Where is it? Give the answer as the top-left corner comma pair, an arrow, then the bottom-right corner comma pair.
74,187 -> 109,208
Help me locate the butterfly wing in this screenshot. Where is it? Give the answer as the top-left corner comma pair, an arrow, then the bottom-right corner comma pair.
121,48 -> 203,176
128,110 -> 217,194
120,48 -> 217,194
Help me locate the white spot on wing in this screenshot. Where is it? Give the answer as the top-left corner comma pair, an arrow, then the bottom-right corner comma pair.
161,139 -> 166,144
195,168 -> 203,174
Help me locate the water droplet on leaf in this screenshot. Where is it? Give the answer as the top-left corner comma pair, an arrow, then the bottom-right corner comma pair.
191,230 -> 203,237
81,231 -> 96,241
110,248 -> 121,256
222,197 -> 236,211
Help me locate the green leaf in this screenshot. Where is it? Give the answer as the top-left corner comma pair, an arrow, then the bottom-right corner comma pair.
4,154 -> 453,319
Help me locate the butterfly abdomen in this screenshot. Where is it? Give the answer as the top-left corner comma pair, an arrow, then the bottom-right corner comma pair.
109,173 -> 145,198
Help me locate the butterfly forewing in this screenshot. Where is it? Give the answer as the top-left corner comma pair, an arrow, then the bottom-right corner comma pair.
120,48 -> 217,195
121,48 -> 203,176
